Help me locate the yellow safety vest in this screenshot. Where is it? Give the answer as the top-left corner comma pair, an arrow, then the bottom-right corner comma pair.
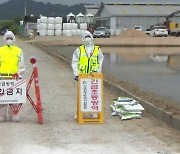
78,45 -> 99,74
0,45 -> 21,78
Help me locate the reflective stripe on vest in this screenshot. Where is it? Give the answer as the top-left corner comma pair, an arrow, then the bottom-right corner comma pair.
78,45 -> 99,74
0,45 -> 21,78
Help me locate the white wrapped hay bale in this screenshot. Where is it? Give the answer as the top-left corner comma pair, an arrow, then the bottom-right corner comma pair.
40,23 -> 47,30
48,17 -> 55,24
55,17 -> 62,24
55,24 -> 62,30
39,30 -> 47,36
63,30 -> 72,36
80,23 -> 87,30
71,29 -> 77,36
37,19 -> 40,24
37,24 -> 40,31
71,23 -> 78,30
47,30 -> 54,36
40,16 -> 48,23
55,30 -> 62,36
47,24 -> 55,30
63,23 -> 72,30
77,29 -> 81,35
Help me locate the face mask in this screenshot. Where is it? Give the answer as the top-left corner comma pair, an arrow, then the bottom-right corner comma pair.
6,39 -> 13,46
85,37 -> 92,44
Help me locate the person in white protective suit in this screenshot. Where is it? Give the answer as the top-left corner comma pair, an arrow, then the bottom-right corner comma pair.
71,30 -> 104,118
72,30 -> 104,80
0,31 -> 26,122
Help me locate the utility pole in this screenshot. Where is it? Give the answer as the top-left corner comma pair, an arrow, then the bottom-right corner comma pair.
24,1 -> 27,16
24,0 -> 27,38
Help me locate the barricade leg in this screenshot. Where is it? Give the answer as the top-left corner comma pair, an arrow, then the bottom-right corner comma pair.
9,103 -> 22,114
9,103 -> 22,121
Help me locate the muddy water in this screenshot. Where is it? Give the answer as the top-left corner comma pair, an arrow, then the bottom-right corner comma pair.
48,45 -> 180,105
103,53 -> 180,104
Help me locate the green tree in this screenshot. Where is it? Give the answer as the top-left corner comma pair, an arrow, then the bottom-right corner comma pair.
13,17 -> 23,25
9,24 -> 19,34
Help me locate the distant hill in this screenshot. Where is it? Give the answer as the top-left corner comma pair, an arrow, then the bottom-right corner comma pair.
0,0 -> 86,20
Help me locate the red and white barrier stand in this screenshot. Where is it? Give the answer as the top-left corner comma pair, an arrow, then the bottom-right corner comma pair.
0,58 -> 43,124
26,57 -> 43,124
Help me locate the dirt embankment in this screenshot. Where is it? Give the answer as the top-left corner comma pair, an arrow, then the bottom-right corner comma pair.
117,29 -> 150,38
26,29 -> 180,47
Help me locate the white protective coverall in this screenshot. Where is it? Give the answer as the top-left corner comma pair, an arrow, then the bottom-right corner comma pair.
0,31 -> 26,122
71,30 -> 104,78
71,31 -> 104,119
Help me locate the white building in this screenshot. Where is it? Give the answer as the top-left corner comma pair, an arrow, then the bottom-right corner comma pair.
95,0 -> 180,31
84,5 -> 100,16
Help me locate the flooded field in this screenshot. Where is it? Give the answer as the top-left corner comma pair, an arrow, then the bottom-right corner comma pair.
47,45 -> 180,106
103,53 -> 180,104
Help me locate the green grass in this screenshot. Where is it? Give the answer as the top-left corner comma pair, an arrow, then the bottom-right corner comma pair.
0,20 -> 13,23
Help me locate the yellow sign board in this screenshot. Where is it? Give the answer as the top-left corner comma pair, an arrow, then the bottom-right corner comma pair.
77,73 -> 104,124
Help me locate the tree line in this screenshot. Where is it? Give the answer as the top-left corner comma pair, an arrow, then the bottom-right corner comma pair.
0,0 -> 87,34
0,0 -> 86,20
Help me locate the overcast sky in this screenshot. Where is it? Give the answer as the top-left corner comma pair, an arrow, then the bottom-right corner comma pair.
0,0 -> 103,6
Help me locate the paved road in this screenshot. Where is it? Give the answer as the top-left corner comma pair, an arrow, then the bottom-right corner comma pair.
0,38 -> 179,154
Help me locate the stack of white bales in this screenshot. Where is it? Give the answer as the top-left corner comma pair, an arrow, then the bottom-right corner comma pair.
79,23 -> 87,35
71,23 -> 79,36
38,16 -> 87,36
37,18 -> 40,34
55,17 -> 63,36
47,17 -> 55,36
39,16 -> 48,36
63,23 -> 79,36
38,16 -> 63,36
